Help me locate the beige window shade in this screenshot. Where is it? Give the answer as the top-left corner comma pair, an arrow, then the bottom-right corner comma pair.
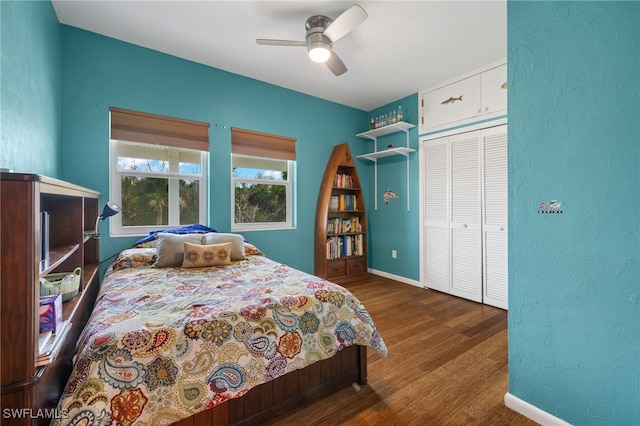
110,107 -> 210,151
117,141 -> 202,166
231,128 -> 296,160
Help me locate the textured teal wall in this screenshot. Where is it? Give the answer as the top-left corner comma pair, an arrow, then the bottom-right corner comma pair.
363,95 -> 420,281
0,1 -> 61,176
60,26 -> 368,272
508,2 -> 640,424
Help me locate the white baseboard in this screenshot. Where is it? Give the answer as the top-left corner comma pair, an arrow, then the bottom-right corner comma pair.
368,268 -> 422,288
504,392 -> 571,426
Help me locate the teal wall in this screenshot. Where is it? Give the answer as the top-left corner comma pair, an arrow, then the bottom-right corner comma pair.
9,2 -> 639,423
508,2 -> 640,424
59,26 -> 369,272
0,1 -> 61,176
363,95 -> 420,282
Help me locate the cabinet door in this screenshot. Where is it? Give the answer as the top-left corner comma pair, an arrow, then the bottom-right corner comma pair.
423,137 -> 450,294
449,132 -> 482,303
482,125 -> 508,309
481,64 -> 507,115
421,74 -> 481,132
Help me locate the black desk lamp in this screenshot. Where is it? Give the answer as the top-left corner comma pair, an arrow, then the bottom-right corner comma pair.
94,202 -> 121,238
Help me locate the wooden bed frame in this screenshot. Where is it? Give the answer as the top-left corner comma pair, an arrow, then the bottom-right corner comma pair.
41,341 -> 366,426
175,344 -> 367,426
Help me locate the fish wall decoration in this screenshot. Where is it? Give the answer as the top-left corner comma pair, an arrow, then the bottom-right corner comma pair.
383,188 -> 399,205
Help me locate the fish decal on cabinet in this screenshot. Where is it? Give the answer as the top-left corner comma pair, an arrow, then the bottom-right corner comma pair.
441,95 -> 463,105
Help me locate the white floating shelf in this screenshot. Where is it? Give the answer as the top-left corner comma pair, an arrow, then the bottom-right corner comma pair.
356,121 -> 415,140
357,147 -> 416,162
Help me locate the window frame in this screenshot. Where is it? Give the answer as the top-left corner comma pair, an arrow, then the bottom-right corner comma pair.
231,153 -> 296,232
109,139 -> 208,237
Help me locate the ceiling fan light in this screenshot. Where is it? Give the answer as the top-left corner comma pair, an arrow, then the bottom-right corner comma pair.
308,42 -> 331,63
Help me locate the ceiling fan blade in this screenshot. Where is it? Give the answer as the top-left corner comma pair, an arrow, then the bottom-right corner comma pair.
256,39 -> 307,47
325,51 -> 347,76
323,4 -> 368,42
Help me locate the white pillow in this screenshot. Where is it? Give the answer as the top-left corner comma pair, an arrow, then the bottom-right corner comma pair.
153,233 -> 205,267
203,233 -> 245,260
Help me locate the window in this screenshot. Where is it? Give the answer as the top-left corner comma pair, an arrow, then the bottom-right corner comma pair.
231,128 -> 296,231
109,108 -> 209,237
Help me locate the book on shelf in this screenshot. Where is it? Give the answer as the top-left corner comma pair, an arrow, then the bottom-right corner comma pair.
38,331 -> 53,354
36,320 -> 71,367
329,195 -> 339,211
40,210 -> 50,271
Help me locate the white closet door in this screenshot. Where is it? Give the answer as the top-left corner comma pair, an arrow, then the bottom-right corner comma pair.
450,132 -> 482,303
423,137 -> 450,294
482,125 -> 508,309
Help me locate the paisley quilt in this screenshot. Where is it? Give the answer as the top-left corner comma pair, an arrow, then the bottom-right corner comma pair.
54,249 -> 387,425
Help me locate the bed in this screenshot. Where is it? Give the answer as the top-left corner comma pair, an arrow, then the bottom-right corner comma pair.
53,231 -> 387,425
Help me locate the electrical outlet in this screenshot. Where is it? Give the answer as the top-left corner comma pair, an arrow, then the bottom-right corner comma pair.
391,250 -> 397,259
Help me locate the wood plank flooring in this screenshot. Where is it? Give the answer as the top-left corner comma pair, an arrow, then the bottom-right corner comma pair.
262,274 -> 538,426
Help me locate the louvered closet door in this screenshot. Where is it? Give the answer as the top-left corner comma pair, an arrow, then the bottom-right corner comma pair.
482,125 -> 508,309
423,137 -> 450,294
450,132 -> 482,303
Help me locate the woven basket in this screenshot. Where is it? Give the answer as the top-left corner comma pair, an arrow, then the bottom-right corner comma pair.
40,267 -> 81,302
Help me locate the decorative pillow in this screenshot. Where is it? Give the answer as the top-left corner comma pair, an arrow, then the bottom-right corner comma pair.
111,248 -> 157,271
181,242 -> 232,268
244,242 -> 264,256
204,233 -> 245,260
153,233 -> 205,267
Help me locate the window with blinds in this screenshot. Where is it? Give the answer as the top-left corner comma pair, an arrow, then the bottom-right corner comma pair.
231,128 -> 296,231
109,107 -> 209,237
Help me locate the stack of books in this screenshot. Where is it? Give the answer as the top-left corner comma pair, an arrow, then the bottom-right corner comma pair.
36,320 -> 71,367
329,194 -> 358,211
326,217 -> 362,234
333,173 -> 354,189
326,234 -> 364,259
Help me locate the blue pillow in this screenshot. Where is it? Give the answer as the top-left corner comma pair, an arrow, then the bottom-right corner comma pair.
134,224 -> 217,246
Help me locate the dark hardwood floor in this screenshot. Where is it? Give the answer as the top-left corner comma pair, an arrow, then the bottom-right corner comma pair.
262,274 -> 538,426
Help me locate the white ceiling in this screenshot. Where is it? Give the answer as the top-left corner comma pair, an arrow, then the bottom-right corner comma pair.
51,0 -> 506,112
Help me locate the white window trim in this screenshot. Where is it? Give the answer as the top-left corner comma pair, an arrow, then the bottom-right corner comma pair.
109,139 -> 208,237
231,155 -> 295,232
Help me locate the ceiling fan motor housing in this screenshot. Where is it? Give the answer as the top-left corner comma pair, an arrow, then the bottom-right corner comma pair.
305,15 -> 332,32
305,15 -> 333,62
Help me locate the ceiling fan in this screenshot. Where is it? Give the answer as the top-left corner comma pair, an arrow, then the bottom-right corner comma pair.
256,4 -> 368,76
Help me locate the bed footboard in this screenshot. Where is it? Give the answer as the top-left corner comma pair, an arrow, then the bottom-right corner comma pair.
174,344 -> 367,426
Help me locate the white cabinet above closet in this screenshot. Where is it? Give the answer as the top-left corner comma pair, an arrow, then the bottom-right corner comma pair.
480,64 -> 508,115
419,60 -> 507,135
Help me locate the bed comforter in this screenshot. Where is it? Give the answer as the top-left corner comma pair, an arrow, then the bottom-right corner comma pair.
55,250 -> 387,425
